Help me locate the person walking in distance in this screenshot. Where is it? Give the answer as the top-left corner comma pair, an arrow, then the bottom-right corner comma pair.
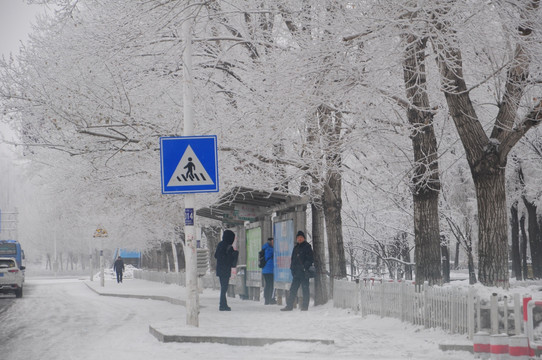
262,237 -> 276,305
214,230 -> 239,311
281,231 -> 313,311
113,256 -> 125,283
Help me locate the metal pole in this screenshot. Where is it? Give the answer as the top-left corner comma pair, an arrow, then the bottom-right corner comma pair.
100,237 -> 104,287
90,253 -> 93,281
54,227 -> 57,277
183,4 -> 199,327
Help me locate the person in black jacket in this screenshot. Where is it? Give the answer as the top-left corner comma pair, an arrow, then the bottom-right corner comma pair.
113,256 -> 125,283
281,230 -> 314,311
214,229 -> 239,311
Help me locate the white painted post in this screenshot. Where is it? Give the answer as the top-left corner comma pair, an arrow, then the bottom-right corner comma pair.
183,5 -> 199,327
171,241 -> 179,273
100,237 -> 104,287
522,295 -> 532,338
89,253 -> 93,281
400,280 -> 405,322
503,296 -> 509,335
513,294 -> 521,335
424,281 -> 430,328
355,278 -> 361,315
380,281 -> 384,318
477,295 -> 482,333
451,289 -> 457,334
491,293 -> 499,334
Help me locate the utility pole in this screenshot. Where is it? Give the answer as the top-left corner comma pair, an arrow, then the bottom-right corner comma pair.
183,4 -> 199,327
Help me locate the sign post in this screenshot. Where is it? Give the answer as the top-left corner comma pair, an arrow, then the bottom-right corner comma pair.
160,9 -> 218,328
183,11 -> 198,328
93,227 -> 108,287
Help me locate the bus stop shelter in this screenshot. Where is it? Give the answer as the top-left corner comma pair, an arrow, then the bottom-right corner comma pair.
196,186 -> 308,301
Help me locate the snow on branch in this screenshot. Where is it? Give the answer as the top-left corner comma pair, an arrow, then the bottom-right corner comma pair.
77,129 -> 140,143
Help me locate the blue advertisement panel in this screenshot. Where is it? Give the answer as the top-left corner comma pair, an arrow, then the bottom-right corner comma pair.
273,219 -> 294,283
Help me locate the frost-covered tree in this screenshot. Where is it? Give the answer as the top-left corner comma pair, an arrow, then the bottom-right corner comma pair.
429,0 -> 542,286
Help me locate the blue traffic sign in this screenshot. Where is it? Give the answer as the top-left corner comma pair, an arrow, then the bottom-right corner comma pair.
160,135 -> 219,194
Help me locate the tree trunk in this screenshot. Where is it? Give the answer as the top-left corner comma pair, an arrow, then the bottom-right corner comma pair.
474,170 -> 509,286
46,253 -> 51,270
510,201 -> 522,280
202,226 -> 220,272
522,197 -> 542,278
399,232 -> 412,280
403,34 -> 442,286
464,216 -> 477,285
323,178 -> 346,280
454,241 -> 460,270
467,250 -> 476,285
520,214 -> 529,280
304,112 -> 329,305
320,106 -> 347,280
402,247 -> 413,280
441,241 -> 450,283
311,203 -> 328,305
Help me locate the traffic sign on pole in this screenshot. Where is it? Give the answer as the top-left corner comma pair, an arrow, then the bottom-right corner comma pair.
160,135 -> 219,194
93,227 -> 108,288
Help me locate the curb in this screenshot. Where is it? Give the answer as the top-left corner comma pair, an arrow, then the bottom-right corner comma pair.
149,325 -> 335,346
84,282 -> 187,307
438,344 -> 474,353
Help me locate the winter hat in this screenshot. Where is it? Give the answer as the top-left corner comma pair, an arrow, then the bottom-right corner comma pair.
296,230 -> 305,239
223,230 -> 235,244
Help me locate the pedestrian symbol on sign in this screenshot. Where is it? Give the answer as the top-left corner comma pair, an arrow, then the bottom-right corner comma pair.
184,158 -> 196,179
167,145 -> 215,187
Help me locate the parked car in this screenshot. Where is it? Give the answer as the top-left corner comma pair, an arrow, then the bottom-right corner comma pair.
0,257 -> 24,298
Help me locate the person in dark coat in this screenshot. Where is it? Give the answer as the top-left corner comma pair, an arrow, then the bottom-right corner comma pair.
262,237 -> 276,305
281,230 -> 314,311
113,256 -> 125,283
214,229 -> 239,311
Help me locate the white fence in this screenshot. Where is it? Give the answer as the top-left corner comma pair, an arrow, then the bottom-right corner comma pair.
333,279 -> 525,339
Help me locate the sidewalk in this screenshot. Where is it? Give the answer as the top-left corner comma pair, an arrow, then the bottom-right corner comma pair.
84,278 -> 473,359
85,278 -> 334,345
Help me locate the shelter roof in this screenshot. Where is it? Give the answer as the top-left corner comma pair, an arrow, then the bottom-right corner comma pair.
196,186 -> 308,225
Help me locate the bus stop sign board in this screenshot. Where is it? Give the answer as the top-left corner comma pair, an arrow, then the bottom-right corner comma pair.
160,135 -> 219,194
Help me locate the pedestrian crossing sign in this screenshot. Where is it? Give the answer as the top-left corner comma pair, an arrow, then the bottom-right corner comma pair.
160,135 -> 219,194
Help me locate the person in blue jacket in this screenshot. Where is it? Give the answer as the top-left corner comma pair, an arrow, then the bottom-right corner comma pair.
262,237 -> 276,305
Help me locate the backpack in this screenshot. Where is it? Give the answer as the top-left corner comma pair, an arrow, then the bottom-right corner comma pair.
258,249 -> 266,268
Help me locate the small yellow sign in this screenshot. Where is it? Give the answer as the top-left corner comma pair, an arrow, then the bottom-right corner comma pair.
93,228 -> 108,238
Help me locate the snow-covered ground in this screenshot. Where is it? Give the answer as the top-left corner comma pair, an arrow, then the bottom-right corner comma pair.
0,276 -> 474,360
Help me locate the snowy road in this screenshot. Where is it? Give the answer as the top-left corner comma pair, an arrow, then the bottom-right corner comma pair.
0,277 -> 189,360
0,277 -> 473,360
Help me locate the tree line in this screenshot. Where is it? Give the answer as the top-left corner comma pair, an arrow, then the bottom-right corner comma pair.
1,1 -> 542,301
